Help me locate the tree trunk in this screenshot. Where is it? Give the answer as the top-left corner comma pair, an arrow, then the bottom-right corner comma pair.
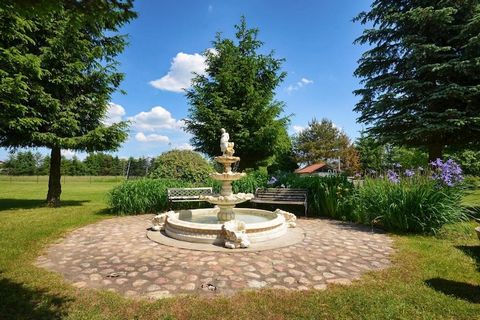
428,143 -> 444,163
46,147 -> 62,207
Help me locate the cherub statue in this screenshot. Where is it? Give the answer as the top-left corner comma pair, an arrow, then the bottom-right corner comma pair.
220,128 -> 229,155
225,142 -> 235,157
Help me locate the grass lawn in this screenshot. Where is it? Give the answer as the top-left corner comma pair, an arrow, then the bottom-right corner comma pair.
0,178 -> 479,319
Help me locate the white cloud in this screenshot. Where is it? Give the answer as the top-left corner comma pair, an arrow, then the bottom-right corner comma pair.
292,125 -> 305,134
286,77 -> 314,93
174,143 -> 194,151
103,102 -> 125,125
149,52 -> 207,93
135,132 -> 170,143
61,149 -> 76,159
129,106 -> 183,132
61,149 -> 86,160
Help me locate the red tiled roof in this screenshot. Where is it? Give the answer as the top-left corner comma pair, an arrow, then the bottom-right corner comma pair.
295,163 -> 328,174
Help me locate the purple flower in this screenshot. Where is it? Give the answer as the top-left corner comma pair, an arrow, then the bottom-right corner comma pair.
387,170 -> 400,183
430,158 -> 463,187
405,169 -> 415,177
267,176 -> 278,185
394,163 -> 402,169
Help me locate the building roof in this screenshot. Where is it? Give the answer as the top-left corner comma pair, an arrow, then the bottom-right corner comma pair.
295,162 -> 329,174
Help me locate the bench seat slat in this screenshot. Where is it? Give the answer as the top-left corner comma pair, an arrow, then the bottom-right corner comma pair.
252,188 -> 308,217
250,199 -> 305,205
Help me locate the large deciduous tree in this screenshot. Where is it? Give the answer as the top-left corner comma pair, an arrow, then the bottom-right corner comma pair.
354,1 -> 480,161
293,118 -> 360,174
184,17 -> 290,169
0,1 -> 136,206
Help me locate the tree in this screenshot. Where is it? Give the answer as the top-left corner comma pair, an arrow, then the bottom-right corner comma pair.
355,131 -> 385,171
448,149 -> 480,176
354,1 -> 480,161
149,150 -> 213,184
265,127 -> 298,174
293,118 -> 359,173
184,17 -> 289,169
0,1 -> 136,206
5,151 -> 37,175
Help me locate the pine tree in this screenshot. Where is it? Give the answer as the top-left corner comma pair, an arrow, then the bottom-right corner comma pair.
184,17 -> 289,169
354,1 -> 480,161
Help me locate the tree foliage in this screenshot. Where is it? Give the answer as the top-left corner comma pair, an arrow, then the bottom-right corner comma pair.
149,150 -> 213,184
448,149 -> 480,176
293,118 -> 360,174
184,17 -> 289,169
354,1 -> 480,161
356,131 -> 429,171
0,1 -> 136,205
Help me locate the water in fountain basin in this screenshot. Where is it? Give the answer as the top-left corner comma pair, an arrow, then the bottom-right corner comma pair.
179,209 -> 273,224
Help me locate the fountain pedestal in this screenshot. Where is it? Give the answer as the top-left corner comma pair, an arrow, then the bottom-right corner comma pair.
152,128 -> 295,249
205,155 -> 254,221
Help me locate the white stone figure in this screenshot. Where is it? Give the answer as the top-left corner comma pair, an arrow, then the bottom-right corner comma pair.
151,211 -> 175,231
222,220 -> 250,249
275,209 -> 297,228
225,142 -> 235,157
220,128 -> 229,155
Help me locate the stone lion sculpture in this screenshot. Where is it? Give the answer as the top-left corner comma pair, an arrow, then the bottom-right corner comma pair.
151,211 -> 175,231
222,220 -> 250,249
274,209 -> 297,228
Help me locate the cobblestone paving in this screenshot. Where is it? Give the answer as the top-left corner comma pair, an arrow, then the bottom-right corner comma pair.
36,215 -> 393,299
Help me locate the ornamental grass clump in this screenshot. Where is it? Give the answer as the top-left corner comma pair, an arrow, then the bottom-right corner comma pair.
278,173 -> 355,219
108,178 -> 189,215
355,159 -> 466,233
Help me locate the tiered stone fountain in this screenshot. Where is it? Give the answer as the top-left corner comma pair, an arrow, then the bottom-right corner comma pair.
150,129 -> 297,249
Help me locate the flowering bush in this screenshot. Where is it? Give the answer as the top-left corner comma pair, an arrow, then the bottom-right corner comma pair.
430,158 -> 463,187
353,159 -> 466,233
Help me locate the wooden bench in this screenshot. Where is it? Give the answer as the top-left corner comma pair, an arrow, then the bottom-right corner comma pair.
167,187 -> 213,209
251,188 -> 308,217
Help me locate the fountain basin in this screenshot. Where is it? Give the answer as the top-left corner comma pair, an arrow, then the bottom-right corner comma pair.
164,208 -> 287,244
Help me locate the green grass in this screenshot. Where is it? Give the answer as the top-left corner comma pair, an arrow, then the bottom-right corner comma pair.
0,177 -> 479,319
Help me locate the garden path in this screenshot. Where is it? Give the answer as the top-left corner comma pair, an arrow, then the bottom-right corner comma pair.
36,215 -> 393,299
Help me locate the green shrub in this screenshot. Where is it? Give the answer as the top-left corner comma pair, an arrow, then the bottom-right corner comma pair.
277,173 -> 355,219
232,168 -> 269,194
149,150 -> 213,184
354,177 -> 466,233
108,178 -> 189,215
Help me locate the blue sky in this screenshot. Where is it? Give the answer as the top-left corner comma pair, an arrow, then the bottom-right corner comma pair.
1,0 -> 372,160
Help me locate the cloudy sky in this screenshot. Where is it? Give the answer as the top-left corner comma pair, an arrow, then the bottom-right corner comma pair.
0,0 -> 371,160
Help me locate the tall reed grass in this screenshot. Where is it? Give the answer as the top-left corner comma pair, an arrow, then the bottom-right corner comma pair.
108,178 -> 188,215
354,177 -> 466,233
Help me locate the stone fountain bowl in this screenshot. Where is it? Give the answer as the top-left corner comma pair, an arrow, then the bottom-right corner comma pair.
164,208 -> 287,245
199,193 -> 254,206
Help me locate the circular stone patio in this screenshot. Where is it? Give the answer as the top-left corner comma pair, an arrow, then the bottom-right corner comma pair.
36,215 -> 393,299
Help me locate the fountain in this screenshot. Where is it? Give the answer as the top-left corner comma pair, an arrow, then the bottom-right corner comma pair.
150,128 -> 297,249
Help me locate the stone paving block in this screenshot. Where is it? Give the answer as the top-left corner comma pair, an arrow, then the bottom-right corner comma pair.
36,215 -> 393,299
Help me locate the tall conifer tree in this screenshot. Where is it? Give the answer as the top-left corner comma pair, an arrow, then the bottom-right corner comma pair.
354,1 -> 480,160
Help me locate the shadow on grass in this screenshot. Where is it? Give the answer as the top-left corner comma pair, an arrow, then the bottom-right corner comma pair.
425,278 -> 480,303
456,245 -> 480,272
0,199 -> 89,212
0,275 -> 71,319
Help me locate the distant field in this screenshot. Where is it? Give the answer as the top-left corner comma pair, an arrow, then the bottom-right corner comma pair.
0,175 -> 128,183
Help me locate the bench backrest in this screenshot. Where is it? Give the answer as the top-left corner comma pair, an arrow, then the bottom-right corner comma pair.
254,188 -> 307,202
167,187 -> 213,200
